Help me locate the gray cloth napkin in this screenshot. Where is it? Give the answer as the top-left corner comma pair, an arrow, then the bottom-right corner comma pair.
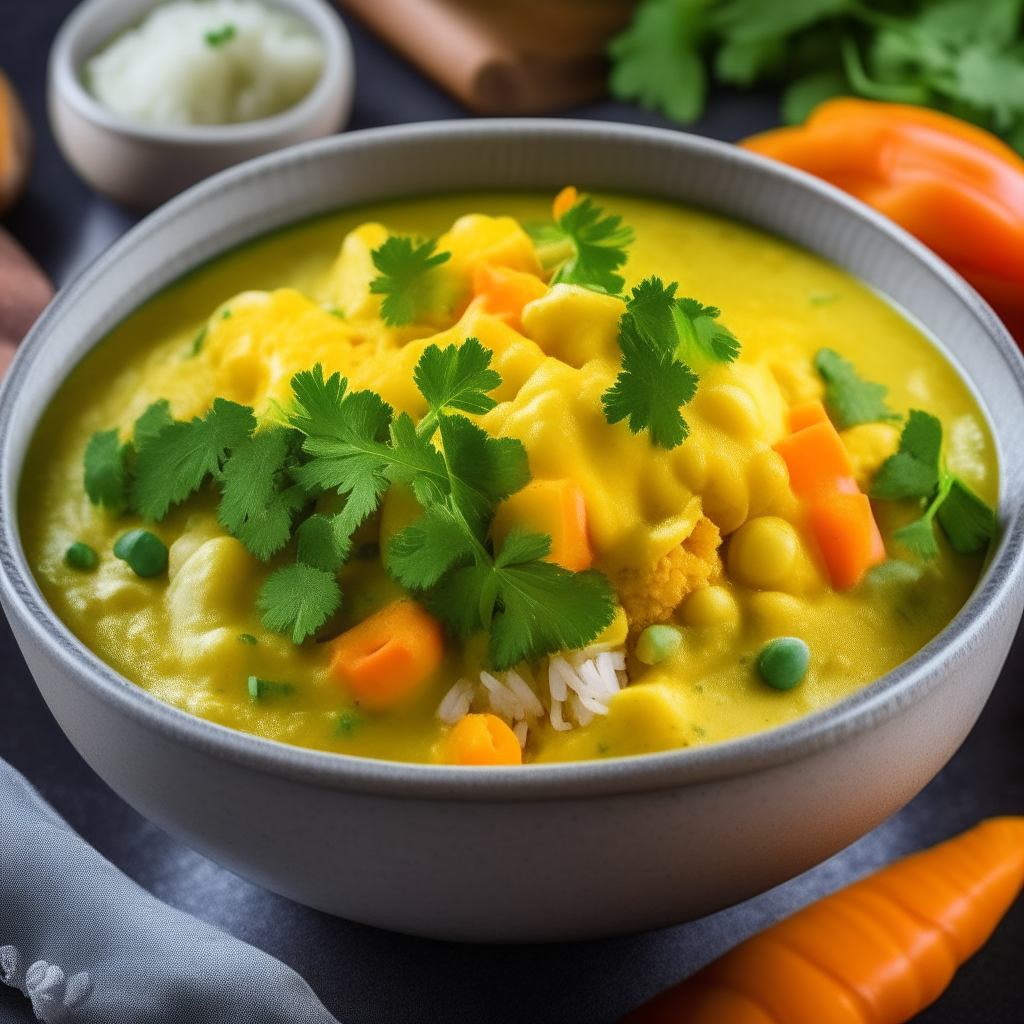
0,757 -> 340,1023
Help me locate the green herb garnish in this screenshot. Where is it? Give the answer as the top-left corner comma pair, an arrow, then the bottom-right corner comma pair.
871,409 -> 995,558
257,562 -> 341,645
189,324 -> 207,357
336,709 -> 361,735
205,23 -> 236,47
247,676 -> 295,700
238,633 -> 258,645
83,429 -> 132,513
368,236 -> 451,327
528,195 -> 634,296
814,348 -> 901,430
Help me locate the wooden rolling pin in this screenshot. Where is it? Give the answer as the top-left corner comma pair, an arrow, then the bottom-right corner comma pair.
337,0 -> 636,114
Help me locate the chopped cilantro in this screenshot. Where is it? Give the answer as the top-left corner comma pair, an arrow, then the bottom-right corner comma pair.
871,410 -> 995,558
257,562 -> 341,644
814,348 -> 900,430
528,195 -> 634,296
189,324 -> 207,357
602,277 -> 705,449
336,709 -> 361,735
368,236 -> 451,327
83,429 -> 131,513
238,633 -> 258,645
205,23 -> 236,47
413,337 -> 501,439
247,676 -> 295,700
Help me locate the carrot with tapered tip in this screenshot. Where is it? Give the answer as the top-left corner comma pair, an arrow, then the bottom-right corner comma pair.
625,817 -> 1024,1024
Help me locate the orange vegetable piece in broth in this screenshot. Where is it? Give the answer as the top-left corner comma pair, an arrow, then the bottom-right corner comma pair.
774,419 -> 857,500
787,399 -> 829,433
809,493 -> 886,590
329,600 -> 444,710
445,713 -> 522,765
490,478 -> 593,572
471,263 -> 548,332
626,817 -> 1024,1024
552,185 -> 578,220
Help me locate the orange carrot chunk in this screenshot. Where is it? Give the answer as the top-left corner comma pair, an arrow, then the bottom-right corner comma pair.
787,399 -> 830,433
809,492 -> 886,590
626,816 -> 1024,1024
471,262 -> 548,332
774,419 -> 856,500
490,478 -> 593,572
445,713 -> 522,766
329,600 -> 444,711
552,185 -> 578,220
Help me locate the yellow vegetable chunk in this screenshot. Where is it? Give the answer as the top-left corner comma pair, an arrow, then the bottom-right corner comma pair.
519,283 -> 624,367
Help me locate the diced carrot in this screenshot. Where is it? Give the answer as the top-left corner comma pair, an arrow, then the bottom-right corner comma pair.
329,600 -> 444,710
552,185 -> 578,220
471,263 -> 548,332
445,713 -> 522,765
490,478 -> 593,572
774,420 -> 856,500
788,399 -> 830,433
809,493 -> 886,590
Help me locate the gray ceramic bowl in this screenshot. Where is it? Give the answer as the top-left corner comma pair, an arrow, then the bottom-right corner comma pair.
2,121 -> 1023,942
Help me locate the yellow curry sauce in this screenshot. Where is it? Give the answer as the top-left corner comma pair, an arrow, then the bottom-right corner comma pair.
20,194 -> 997,763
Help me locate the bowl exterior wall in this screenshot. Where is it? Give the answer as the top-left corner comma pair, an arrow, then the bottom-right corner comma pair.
3,120 -> 1024,940
8,593 -> 1013,941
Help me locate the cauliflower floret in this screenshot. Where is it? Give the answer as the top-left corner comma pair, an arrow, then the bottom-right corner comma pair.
615,516 -> 723,635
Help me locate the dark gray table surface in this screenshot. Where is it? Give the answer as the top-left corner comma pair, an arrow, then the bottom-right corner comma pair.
1,3 -> 1022,1022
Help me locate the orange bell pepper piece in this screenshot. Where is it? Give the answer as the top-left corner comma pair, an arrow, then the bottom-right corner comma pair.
490,478 -> 594,572
329,600 -> 444,710
626,816 -> 1024,1024
444,713 -> 522,766
742,98 -> 1024,343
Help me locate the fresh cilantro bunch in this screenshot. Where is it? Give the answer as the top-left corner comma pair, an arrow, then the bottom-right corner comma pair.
286,338 -> 617,669
814,348 -> 901,430
871,409 -> 995,558
527,195 -> 634,296
602,276 -> 740,449
368,236 -> 451,327
609,0 -> 1024,153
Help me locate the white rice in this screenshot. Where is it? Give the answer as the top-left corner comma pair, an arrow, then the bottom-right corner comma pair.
435,641 -> 629,749
85,0 -> 324,125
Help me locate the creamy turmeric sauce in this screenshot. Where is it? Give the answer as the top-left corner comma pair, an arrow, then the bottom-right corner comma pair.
19,194 -> 997,763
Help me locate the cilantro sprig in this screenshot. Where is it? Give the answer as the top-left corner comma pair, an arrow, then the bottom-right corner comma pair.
603,276 -> 740,449
368,236 -> 451,327
528,195 -> 634,296
871,409 -> 995,559
814,348 -> 900,430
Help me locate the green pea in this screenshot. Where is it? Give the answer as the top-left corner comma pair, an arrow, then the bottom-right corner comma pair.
757,637 -> 810,690
636,624 -> 682,665
65,542 -> 97,571
113,529 -> 168,577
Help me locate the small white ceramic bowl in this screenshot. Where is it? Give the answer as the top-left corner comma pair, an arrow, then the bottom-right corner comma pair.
2,121 -> 1024,942
47,0 -> 354,210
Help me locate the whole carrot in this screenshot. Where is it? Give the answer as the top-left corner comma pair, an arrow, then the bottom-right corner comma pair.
626,817 -> 1024,1024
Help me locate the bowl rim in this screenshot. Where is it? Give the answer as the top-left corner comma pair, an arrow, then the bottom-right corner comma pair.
2,117 -> 1023,803
48,0 -> 353,146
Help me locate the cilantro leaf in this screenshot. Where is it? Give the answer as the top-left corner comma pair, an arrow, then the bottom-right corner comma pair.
602,312 -> 700,449
133,400 -> 173,446
814,348 -> 901,430
529,196 -> 634,296
892,515 -> 941,560
83,429 -> 131,513
674,297 -> 741,363
935,477 -> 996,555
219,428 -> 307,561
871,409 -> 942,500
608,0 -> 711,123
289,366 -> 396,536
368,236 -> 451,327
384,410 -> 453,509
132,399 -> 255,520
258,562 -> 341,644
295,513 -> 352,573
387,501 -> 476,590
413,336 -> 501,437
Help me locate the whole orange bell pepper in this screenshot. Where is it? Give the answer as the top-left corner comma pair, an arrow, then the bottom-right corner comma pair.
742,98 -> 1024,344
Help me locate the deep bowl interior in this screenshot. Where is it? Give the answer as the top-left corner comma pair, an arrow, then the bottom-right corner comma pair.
2,119 -> 1023,798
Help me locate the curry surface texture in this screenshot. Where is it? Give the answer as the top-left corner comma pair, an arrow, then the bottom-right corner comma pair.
20,193 -> 997,764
